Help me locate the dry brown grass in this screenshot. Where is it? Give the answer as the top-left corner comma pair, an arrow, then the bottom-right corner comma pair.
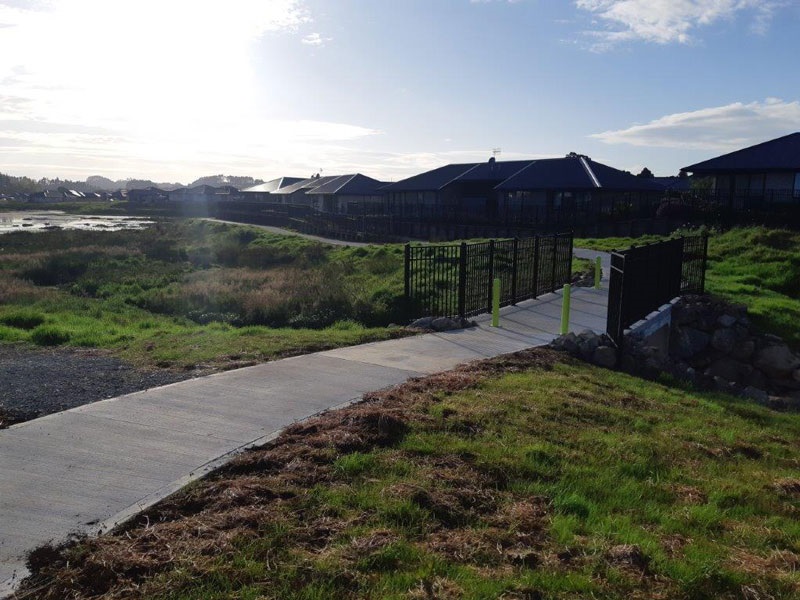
16,349 -> 562,599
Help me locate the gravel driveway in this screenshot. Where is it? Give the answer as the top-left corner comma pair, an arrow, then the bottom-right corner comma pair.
0,344 -> 193,427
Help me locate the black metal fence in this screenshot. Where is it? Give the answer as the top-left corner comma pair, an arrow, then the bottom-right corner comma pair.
404,233 -> 573,319
606,233 -> 709,345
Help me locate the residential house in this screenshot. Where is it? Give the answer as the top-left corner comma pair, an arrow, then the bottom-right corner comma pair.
383,155 -> 664,224
127,187 -> 170,204
304,174 -> 386,214
681,132 -> 800,207
240,177 -> 304,202
269,175 -> 340,206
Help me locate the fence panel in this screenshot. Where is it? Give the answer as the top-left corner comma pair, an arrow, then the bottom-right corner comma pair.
606,234 -> 709,345
405,232 -> 573,319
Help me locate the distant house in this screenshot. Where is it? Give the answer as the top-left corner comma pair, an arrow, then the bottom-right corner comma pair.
681,132 -> 800,206
240,177 -> 304,202
269,175 -> 340,206
28,190 -> 66,203
128,187 -> 169,204
304,174 -> 386,214
169,185 -> 238,204
383,156 -> 664,223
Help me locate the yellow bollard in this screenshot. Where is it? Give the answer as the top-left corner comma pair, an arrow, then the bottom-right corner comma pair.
491,278 -> 500,327
560,284 -> 571,335
594,256 -> 602,289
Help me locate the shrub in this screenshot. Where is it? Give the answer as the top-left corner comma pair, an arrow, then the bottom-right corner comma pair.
0,310 -> 45,330
30,325 -> 71,346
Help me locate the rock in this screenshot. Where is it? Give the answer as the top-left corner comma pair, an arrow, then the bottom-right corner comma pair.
409,316 -> 435,329
671,327 -> 710,359
577,330 -> 601,358
705,358 -> 742,383
431,317 -> 461,332
711,328 -> 737,354
730,339 -> 755,362
593,345 -> 618,368
713,376 -> 736,394
716,314 -> 737,328
763,334 -> 785,346
794,369 -> 800,383
754,345 -> 800,379
742,386 -> 769,404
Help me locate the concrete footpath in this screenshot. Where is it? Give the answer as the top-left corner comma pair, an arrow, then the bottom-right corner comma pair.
0,253 -> 609,594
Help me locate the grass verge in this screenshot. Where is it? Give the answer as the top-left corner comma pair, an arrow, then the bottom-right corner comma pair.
19,349 -> 800,599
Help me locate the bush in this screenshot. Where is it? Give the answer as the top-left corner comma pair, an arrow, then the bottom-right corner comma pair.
30,325 -> 71,346
0,310 -> 45,330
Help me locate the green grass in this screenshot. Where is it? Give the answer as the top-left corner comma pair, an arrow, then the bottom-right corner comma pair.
577,226 -> 800,348
0,219 -> 410,369
25,352 -> 800,599
0,219 -> 592,368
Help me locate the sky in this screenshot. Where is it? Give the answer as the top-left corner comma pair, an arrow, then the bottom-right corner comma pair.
1,0 -> 799,184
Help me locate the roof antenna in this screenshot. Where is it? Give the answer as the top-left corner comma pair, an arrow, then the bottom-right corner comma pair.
492,148 -> 502,158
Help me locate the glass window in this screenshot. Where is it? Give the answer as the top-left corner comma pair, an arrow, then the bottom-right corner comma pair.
794,173 -> 800,197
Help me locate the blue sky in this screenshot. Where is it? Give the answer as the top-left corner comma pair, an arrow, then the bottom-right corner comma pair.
1,0 -> 799,183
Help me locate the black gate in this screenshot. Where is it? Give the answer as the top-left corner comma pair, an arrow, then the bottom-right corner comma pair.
404,233 -> 573,319
606,233 -> 709,345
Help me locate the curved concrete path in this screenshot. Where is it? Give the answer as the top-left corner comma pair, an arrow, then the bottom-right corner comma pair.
0,252 -> 610,596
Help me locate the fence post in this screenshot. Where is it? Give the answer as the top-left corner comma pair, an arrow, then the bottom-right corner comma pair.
511,238 -> 519,304
404,243 -> 411,299
560,284 -> 571,335
550,233 -> 558,293
533,236 -> 540,297
492,278 -> 501,327
487,239 -> 495,313
700,232 -> 709,294
458,242 -> 467,319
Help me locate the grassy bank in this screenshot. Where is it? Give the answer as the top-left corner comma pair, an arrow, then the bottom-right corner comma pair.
0,220 -> 409,370
21,350 -> 800,599
577,226 -> 800,348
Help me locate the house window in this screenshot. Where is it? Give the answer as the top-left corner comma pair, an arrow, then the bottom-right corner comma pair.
794,173 -> 800,198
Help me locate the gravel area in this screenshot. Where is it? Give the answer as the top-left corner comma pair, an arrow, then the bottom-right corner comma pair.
0,344 -> 194,427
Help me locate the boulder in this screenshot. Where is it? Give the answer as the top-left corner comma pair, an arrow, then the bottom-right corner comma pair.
409,316 -> 435,329
794,369 -> 800,383
710,328 -> 737,354
754,345 -> 800,380
705,358 -> 742,384
730,339 -> 755,362
716,314 -> 737,328
431,317 -> 462,332
593,346 -> 618,368
671,327 -> 710,359
742,386 -> 769,404
577,330 -> 601,358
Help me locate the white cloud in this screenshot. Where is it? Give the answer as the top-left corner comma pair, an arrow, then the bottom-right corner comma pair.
301,32 -> 332,46
590,98 -> 800,150
575,0 -> 784,50
0,1 -> 392,181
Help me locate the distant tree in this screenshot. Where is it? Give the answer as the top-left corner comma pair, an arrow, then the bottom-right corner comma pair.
566,152 -> 590,160
690,176 -> 713,192
637,167 -> 654,178
0,172 -> 40,194
678,170 -> 688,179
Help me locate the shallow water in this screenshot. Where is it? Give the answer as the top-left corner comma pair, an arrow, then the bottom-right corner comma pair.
0,211 -> 154,234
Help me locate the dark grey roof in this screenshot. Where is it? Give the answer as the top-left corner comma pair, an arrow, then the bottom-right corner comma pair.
381,163 -> 477,192
495,157 -> 663,192
457,159 -> 532,182
682,132 -> 800,174
306,173 -> 384,195
241,177 -> 304,193
271,176 -> 339,195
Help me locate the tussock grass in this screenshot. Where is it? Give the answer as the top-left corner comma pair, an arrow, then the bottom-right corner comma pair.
19,350 -> 800,599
